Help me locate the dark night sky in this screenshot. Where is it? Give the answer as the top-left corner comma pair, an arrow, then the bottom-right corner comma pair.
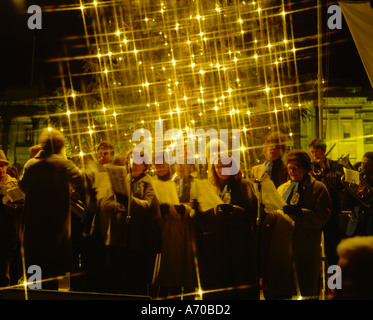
1,0 -> 371,97
0,0 -> 86,93
292,0 -> 371,91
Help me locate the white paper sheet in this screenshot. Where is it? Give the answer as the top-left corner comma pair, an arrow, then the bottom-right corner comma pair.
343,167 -> 360,185
6,186 -> 25,202
194,179 -> 223,212
151,179 -> 180,205
104,163 -> 129,196
250,175 -> 287,212
0,185 -> 8,196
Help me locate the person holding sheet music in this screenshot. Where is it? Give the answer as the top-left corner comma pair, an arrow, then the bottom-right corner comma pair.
0,150 -> 22,288
151,159 -> 197,299
101,149 -> 161,295
250,132 -> 289,299
345,152 -> 373,237
172,151 -> 198,207
251,132 -> 289,188
193,141 -> 259,300
78,153 -> 113,293
276,149 -> 331,298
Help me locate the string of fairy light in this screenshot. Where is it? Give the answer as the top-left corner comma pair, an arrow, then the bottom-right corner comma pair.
41,0 -> 316,168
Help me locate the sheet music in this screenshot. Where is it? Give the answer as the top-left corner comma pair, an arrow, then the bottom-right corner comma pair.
194,179 -> 223,212
251,175 -> 287,212
0,185 -> 8,196
6,186 -> 25,202
104,163 -> 129,196
151,179 -> 180,205
343,167 -> 360,185
95,171 -> 112,200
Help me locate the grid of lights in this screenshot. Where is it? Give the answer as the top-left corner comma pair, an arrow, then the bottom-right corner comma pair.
45,0 -> 312,167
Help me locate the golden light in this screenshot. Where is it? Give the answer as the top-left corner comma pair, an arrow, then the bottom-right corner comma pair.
41,0 -> 313,170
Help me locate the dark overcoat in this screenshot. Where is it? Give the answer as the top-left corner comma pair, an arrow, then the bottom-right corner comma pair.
19,153 -> 83,280
277,175 -> 331,297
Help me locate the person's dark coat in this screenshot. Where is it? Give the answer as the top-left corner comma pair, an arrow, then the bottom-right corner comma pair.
19,152 -> 83,281
277,175 -> 331,297
194,177 -> 259,299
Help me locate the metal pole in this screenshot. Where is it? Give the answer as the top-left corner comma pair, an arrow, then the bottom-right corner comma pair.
317,0 -> 324,139
317,2 -> 328,300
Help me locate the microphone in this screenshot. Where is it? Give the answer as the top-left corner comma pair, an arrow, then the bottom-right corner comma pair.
254,179 -> 264,226
126,155 -> 133,224
254,178 -> 262,192
129,156 -> 134,172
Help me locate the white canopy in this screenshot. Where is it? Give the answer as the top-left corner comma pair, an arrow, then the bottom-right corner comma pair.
338,1 -> 373,87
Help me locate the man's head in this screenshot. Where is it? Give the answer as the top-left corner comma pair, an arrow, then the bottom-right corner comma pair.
126,148 -> 150,178
362,152 -> 373,178
263,132 -> 287,162
308,138 -> 326,162
154,163 -> 170,177
97,141 -> 115,165
335,236 -> 373,299
39,128 -> 65,155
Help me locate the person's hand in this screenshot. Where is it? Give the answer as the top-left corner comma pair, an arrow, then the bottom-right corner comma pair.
174,204 -> 186,216
1,196 -> 23,209
217,203 -> 234,215
115,193 -> 128,206
283,205 -> 302,216
159,204 -> 170,217
115,203 -> 126,221
2,195 -> 10,205
233,205 -> 245,214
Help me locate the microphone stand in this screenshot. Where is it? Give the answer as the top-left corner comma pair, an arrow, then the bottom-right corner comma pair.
255,179 -> 264,226
254,179 -> 264,298
126,157 -> 133,224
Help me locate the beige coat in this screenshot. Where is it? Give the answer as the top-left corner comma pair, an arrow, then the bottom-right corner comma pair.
251,160 -> 288,188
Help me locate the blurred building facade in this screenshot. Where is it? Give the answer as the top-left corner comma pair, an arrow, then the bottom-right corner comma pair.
1,86 -> 372,171
0,86 -> 55,170
300,87 -> 373,165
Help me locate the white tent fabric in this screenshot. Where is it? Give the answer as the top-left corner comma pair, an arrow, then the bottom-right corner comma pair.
338,1 -> 373,87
